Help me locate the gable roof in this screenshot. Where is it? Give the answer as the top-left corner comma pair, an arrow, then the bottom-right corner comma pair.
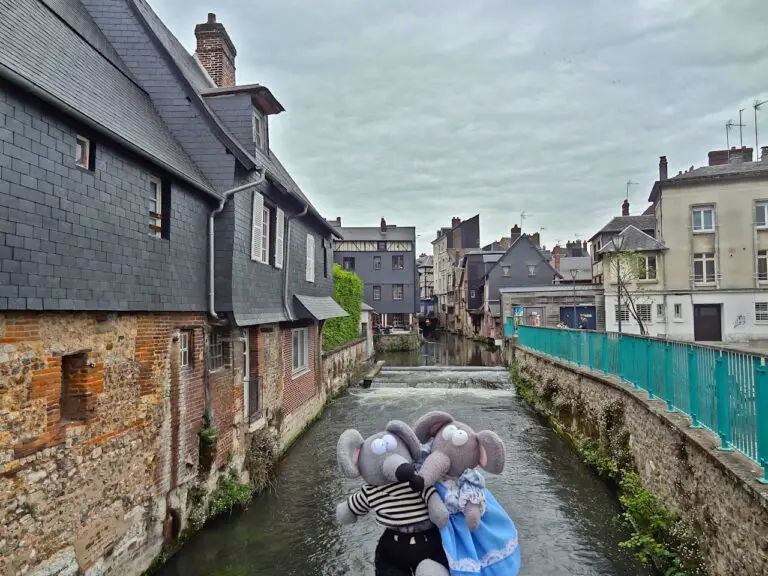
0,0 -> 216,196
648,160 -> 768,202
557,256 -> 592,281
431,214 -> 480,245
600,225 -> 665,253
127,0 -> 338,236
588,214 -> 656,241
485,235 -> 561,279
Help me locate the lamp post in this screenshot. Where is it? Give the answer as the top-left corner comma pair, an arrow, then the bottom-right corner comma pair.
612,234 -> 625,333
569,268 -> 578,328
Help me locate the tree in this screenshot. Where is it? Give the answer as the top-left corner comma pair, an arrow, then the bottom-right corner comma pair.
608,250 -> 653,336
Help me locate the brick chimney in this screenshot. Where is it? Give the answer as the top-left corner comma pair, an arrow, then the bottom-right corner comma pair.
582,240 -> 588,255
621,199 -> 629,216
530,232 -> 540,247
195,13 -> 237,87
451,217 -> 461,228
553,246 -> 561,271
659,156 -> 668,181
510,224 -> 521,243
380,217 -> 387,233
709,146 -> 753,166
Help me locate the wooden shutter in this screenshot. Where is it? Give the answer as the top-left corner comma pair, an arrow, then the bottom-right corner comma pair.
306,235 -> 315,282
275,208 -> 285,269
251,191 -> 264,262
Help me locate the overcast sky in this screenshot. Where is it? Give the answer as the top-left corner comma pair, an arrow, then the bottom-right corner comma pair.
152,0 -> 768,254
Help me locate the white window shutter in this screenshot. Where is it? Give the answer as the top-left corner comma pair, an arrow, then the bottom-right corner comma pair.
275,208 -> 285,269
306,235 -> 315,282
251,191 -> 264,262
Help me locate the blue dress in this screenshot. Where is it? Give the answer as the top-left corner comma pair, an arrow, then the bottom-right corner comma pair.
435,480 -> 521,576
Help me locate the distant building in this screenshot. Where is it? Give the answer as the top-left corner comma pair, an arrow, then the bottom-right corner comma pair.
417,254 -> 435,315
331,218 -> 418,328
553,241 -> 593,284
457,250 -> 505,337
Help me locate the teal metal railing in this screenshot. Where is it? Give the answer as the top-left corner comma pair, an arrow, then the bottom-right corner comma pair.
516,325 -> 768,483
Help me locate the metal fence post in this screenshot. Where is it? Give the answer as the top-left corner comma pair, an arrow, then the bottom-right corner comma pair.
715,351 -> 732,451
631,338 -> 639,390
755,358 -> 768,483
664,342 -> 674,412
646,339 -> 654,399
587,331 -> 593,370
688,346 -> 701,429
602,333 -> 608,375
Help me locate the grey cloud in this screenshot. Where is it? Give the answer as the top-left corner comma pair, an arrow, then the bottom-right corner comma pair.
151,0 -> 768,253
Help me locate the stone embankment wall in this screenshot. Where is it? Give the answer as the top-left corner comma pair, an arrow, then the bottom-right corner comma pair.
511,344 -> 768,576
375,331 -> 420,353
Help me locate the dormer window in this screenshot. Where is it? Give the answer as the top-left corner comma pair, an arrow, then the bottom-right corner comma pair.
252,111 -> 264,150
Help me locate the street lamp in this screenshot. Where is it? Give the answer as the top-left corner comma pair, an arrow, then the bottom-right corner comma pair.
612,234 -> 625,333
569,268 -> 578,328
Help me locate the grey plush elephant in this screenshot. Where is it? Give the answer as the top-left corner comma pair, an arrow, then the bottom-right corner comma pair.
335,420 -> 450,576
408,411 -> 506,531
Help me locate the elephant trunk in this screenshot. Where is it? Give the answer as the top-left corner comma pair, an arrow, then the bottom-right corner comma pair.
418,451 -> 451,487
382,453 -> 411,482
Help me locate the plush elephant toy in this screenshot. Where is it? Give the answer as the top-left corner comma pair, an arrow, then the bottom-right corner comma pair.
335,420 -> 451,576
407,411 -> 506,531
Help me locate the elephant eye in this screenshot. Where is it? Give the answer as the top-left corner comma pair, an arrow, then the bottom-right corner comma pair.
371,439 -> 387,455
442,424 -> 458,440
383,434 -> 397,451
451,429 -> 469,447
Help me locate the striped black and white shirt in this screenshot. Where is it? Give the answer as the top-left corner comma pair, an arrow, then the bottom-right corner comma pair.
347,481 -> 438,529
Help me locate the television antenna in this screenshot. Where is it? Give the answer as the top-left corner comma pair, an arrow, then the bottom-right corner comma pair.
755,99 -> 768,154
625,180 -> 638,200
738,108 -> 747,147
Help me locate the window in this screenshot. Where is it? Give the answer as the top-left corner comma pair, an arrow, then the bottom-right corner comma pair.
377,241 -> 387,251
674,303 -> 682,319
179,330 -> 191,368
470,289 -> 476,299
502,266 -> 511,277
691,206 -> 715,232
758,250 -> 768,281
342,257 -> 355,271
756,303 -> 768,322
373,256 -> 381,270
656,304 -> 665,319
75,135 -> 90,169
393,284 -> 404,300
637,255 -> 657,280
373,285 -> 381,300
149,176 -> 162,238
292,328 -> 309,374
693,253 -> 716,284
61,352 -> 90,421
252,111 -> 263,149
527,265 -> 536,277
208,330 -> 230,371
306,235 -> 315,282
756,202 -> 768,228
614,305 -> 629,322
392,255 -> 404,270
637,304 -> 652,323
261,206 -> 271,264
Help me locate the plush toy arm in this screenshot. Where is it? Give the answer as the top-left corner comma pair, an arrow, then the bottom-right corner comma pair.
336,501 -> 358,525
463,502 -> 482,532
426,491 -> 449,530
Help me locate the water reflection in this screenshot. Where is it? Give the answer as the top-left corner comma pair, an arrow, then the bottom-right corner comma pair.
377,333 -> 503,367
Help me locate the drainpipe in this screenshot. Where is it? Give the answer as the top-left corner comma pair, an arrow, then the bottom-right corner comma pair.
208,170 -> 266,320
282,203 -> 309,321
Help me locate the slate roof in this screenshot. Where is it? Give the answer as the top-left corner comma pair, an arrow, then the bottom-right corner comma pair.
600,225 -> 665,253
489,302 -> 501,318
335,226 -> 416,242
0,0 -> 216,195
293,295 -> 348,321
361,302 -> 375,312
417,255 -> 434,267
128,0 -> 338,237
648,160 -> 768,202
558,256 -> 592,281
589,214 -> 656,241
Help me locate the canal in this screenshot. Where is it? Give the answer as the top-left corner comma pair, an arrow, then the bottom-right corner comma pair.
157,335 -> 650,576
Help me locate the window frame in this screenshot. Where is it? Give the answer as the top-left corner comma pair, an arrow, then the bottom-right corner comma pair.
755,201 -> 768,229
392,255 -> 404,270
149,175 -> 163,238
637,303 -> 652,323
755,302 -> 768,323
673,303 -> 683,320
501,265 -> 511,277
291,327 -> 309,375
373,285 -> 381,301
692,252 -> 716,284
342,256 -> 355,271
656,303 -> 665,319
527,264 -> 536,277
637,255 -> 657,281
75,135 -> 90,170
261,205 -> 271,265
208,330 -> 229,372
614,305 -> 630,323
252,111 -> 264,150
392,284 -> 404,301
691,205 -> 715,233
179,330 -> 191,368
758,249 -> 768,282
470,289 -> 476,299
373,256 -> 381,270
377,241 -> 387,251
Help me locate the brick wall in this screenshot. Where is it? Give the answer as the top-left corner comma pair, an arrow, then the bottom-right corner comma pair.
0,311 -> 238,576
282,322 -> 319,414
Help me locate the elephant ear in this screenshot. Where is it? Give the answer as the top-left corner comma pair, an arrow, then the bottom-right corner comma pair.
385,420 -> 421,461
413,411 -> 455,442
337,429 -> 364,478
477,430 -> 505,474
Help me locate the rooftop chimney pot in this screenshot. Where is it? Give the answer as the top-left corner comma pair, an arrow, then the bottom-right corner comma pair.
380,217 -> 387,233
207,13 -> 216,23
621,198 -> 630,216
659,156 -> 668,181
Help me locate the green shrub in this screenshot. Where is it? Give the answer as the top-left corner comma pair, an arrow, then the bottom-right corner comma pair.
323,264 -> 363,351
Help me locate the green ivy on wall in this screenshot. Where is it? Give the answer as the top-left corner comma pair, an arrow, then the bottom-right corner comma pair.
322,264 -> 363,351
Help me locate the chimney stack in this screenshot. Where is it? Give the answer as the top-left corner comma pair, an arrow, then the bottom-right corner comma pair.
380,217 -> 387,233
530,232 -> 540,247
510,224 -> 521,243
709,147 -> 753,166
195,13 -> 237,87
659,156 -> 668,181
553,245 -> 561,271
621,199 -> 630,216
451,217 -> 461,228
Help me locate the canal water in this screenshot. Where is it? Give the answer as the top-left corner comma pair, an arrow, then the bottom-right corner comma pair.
157,335 -> 650,576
